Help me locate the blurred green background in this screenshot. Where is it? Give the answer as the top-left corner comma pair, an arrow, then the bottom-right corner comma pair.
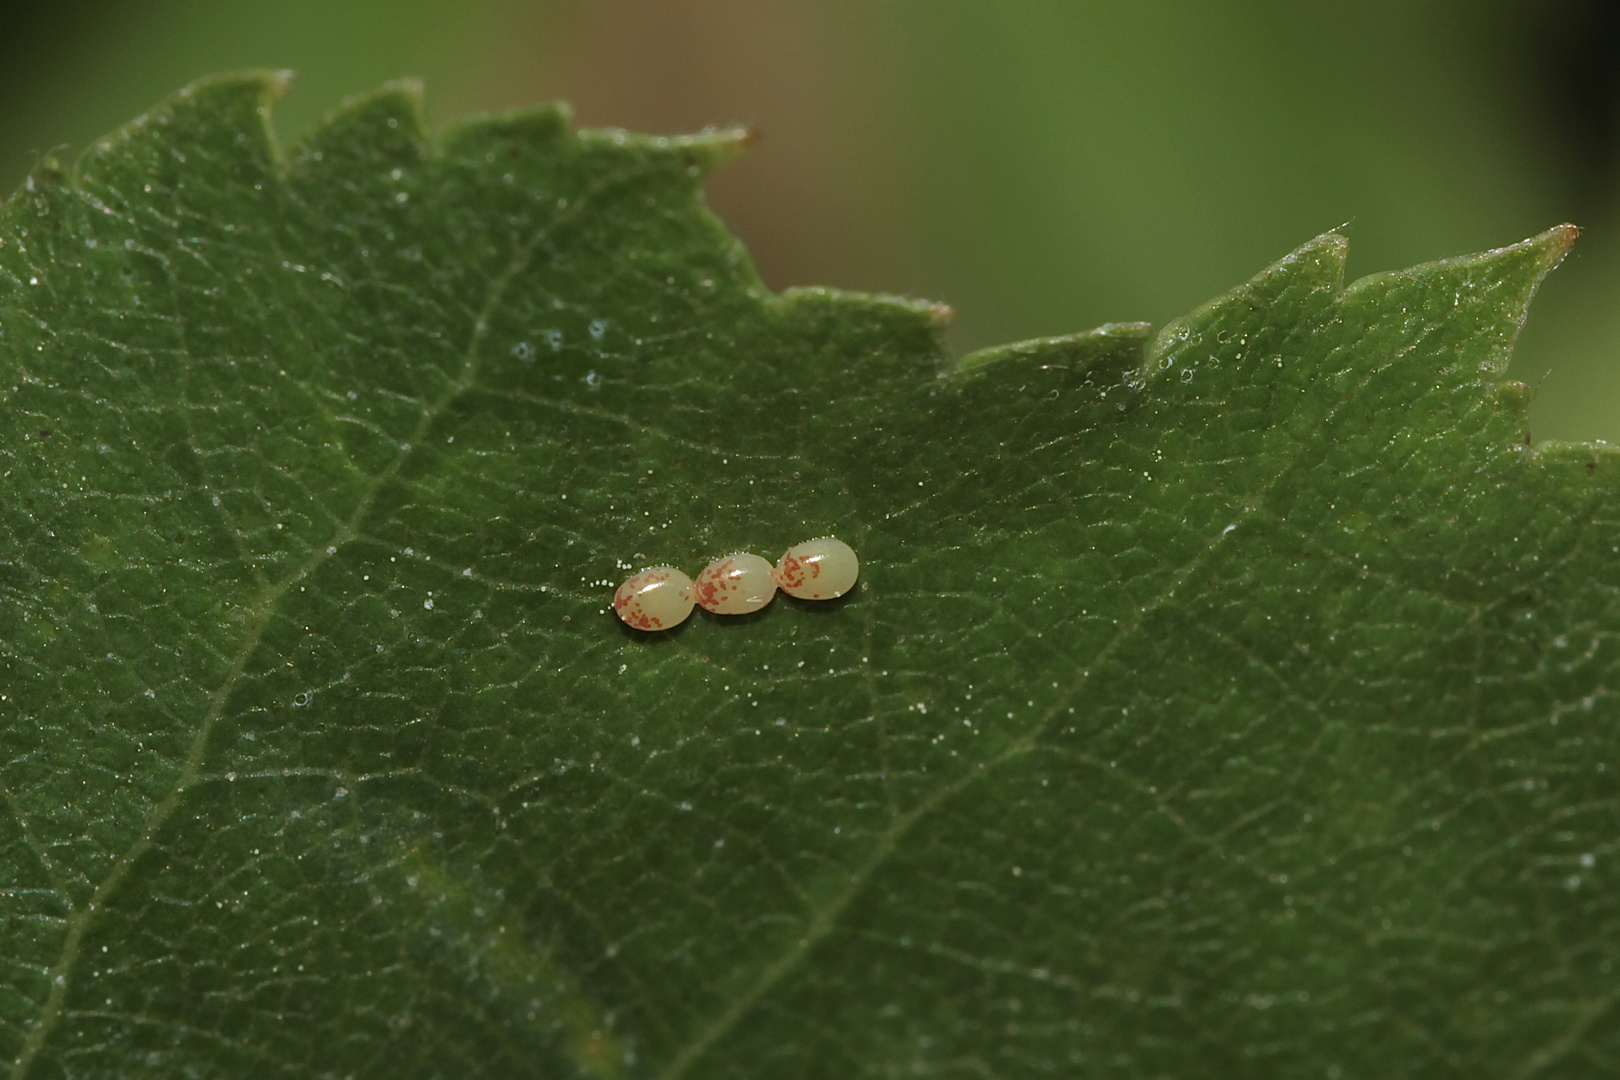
3,0 -> 1618,440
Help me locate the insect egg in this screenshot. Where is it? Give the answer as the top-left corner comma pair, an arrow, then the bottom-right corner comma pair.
774,537 -> 859,600
694,552 -> 777,615
612,566 -> 696,631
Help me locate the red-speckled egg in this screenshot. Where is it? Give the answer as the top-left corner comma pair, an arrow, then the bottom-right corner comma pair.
774,537 -> 859,600
694,552 -> 777,615
612,565 -> 696,631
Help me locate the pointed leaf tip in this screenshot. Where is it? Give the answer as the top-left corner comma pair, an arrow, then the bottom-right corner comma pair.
1541,221 -> 1581,266
678,126 -> 759,173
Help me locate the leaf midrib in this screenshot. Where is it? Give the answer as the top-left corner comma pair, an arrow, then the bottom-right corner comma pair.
6,219 -> 534,1080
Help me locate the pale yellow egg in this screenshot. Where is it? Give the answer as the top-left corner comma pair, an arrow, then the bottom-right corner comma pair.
612,565 -> 696,631
774,537 -> 859,600
694,552 -> 777,614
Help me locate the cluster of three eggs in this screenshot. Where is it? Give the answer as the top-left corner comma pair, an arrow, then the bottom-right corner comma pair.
613,537 -> 859,631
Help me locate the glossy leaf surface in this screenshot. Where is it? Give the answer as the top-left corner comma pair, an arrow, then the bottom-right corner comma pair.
0,74 -> 1615,1078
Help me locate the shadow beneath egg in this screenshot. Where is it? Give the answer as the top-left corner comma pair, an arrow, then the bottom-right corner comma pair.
613,581 -> 863,639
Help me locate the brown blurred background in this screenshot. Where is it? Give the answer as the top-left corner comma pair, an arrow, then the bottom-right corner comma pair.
3,0 -> 1619,440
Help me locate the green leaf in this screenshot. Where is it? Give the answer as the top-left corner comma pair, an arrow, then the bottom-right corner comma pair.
0,72 -> 1614,1078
